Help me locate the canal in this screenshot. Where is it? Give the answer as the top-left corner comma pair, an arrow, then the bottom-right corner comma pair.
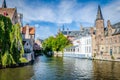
0,56 -> 120,80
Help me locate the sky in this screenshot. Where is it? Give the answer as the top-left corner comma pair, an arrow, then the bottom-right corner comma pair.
0,0 -> 120,39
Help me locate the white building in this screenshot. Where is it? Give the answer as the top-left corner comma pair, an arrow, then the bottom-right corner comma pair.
64,35 -> 92,58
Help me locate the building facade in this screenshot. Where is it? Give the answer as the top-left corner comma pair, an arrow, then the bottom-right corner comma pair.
64,35 -> 92,58
0,0 -> 23,26
91,5 -> 120,60
60,25 -> 91,43
64,26 -> 92,58
21,24 -> 35,61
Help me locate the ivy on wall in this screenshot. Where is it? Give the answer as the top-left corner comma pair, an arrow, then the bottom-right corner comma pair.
0,15 -> 27,67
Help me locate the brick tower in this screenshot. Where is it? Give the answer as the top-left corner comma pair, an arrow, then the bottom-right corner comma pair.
95,5 -> 105,54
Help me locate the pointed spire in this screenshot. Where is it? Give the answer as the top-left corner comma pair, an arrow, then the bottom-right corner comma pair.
67,27 -> 69,35
107,20 -> 111,26
80,24 -> 83,31
2,0 -> 7,8
62,25 -> 65,31
96,5 -> 103,20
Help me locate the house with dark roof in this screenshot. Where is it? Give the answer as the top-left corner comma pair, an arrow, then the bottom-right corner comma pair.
62,25 -> 92,58
60,25 -> 91,42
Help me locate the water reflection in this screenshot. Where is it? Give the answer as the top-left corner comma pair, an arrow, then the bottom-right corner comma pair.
31,56 -> 93,80
31,56 -> 120,80
0,66 -> 34,80
0,56 -> 120,80
93,60 -> 120,80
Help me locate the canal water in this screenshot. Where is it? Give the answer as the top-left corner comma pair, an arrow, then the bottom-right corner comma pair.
0,56 -> 120,80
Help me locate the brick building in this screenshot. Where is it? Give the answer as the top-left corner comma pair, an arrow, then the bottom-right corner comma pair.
0,0 -> 23,26
91,5 -> 120,60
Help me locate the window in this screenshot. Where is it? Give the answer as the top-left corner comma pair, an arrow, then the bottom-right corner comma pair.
73,49 -> 75,52
89,46 -> 91,53
115,39 -> 117,43
110,38 -> 112,44
114,47 -> 116,54
117,47 -> 119,54
85,47 -> 86,53
78,48 -> 79,52
106,47 -> 108,53
119,47 -> 120,53
119,36 -> 120,43
87,47 -> 88,53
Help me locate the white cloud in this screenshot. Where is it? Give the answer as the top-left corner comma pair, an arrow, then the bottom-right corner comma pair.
1,0 -> 120,39
103,0 -> 120,24
1,0 -> 120,25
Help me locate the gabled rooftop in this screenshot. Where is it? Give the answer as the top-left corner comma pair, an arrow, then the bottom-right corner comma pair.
22,25 -> 35,35
0,8 -> 16,20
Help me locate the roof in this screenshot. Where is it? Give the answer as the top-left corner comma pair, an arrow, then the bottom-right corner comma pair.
104,22 -> 120,36
113,28 -> 120,35
29,27 -> 35,35
112,22 -> 120,35
0,8 -> 16,20
96,5 -> 103,20
2,0 -> 7,8
112,22 -> 120,28
22,25 -> 35,35
61,27 -> 91,38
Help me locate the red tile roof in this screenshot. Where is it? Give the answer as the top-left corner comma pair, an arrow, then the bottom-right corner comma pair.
22,27 -> 26,34
21,26 -> 35,35
29,27 -> 35,35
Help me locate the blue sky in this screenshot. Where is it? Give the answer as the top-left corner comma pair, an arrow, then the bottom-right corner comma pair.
0,0 -> 120,39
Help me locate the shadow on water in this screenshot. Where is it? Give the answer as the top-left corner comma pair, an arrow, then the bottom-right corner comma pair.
0,65 -> 34,80
92,60 -> 120,80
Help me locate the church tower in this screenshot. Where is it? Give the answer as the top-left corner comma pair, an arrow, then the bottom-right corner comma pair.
2,0 -> 7,8
95,5 -> 105,54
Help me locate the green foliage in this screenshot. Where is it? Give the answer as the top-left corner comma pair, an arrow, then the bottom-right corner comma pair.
19,58 -> 28,63
2,51 -> 16,66
0,15 -> 25,67
111,55 -> 115,60
42,33 -> 71,55
55,33 -> 70,52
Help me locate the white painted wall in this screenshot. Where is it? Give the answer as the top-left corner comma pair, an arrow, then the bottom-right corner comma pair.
64,35 -> 92,58
24,40 -> 33,52
25,25 -> 30,39
79,36 -> 92,58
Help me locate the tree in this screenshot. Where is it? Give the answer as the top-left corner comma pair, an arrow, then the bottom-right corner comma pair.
42,33 -> 71,56
42,36 -> 55,54
54,33 -> 70,52
0,15 -> 26,67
